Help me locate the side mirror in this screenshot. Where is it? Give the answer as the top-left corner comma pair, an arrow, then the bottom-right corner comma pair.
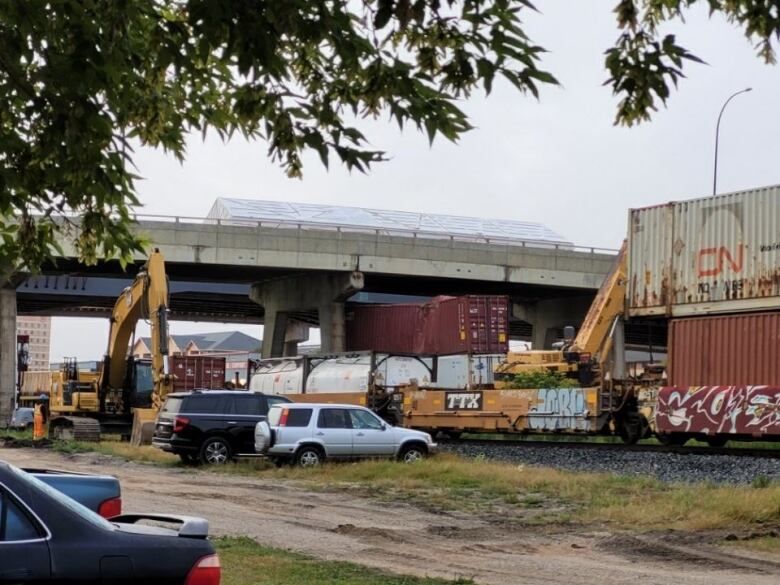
380,423 -> 387,431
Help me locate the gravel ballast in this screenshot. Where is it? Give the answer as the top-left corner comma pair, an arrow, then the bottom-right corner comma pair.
439,442 -> 780,484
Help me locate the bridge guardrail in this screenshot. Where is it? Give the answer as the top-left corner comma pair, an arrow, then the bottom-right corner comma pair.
129,213 -> 618,255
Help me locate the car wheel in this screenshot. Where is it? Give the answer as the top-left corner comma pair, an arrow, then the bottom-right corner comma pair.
295,446 -> 323,468
200,437 -> 232,465
398,443 -> 427,463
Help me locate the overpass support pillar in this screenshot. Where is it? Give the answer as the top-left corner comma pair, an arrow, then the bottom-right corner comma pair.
0,288 -> 17,428
318,302 -> 346,355
251,272 -> 364,359
514,296 -> 594,350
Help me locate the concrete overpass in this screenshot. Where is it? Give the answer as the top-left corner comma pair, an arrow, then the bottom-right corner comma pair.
38,214 -> 616,348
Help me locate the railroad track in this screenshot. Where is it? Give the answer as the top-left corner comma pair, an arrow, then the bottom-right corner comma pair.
438,438 -> 780,459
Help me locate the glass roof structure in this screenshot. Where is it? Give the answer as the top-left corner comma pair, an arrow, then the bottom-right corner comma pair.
207,197 -> 571,245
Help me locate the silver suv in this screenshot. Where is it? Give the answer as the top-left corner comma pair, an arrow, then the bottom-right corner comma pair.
254,403 -> 437,467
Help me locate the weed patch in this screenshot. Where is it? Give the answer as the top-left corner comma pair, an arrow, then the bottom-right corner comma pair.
215,537 -> 474,585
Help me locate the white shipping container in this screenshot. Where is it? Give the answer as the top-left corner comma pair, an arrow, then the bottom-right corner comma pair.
628,185 -> 780,317
431,354 -> 504,389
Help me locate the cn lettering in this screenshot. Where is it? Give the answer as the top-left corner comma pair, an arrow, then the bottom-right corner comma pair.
697,244 -> 743,277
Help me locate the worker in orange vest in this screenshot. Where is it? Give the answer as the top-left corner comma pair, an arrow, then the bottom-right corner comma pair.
33,404 -> 45,440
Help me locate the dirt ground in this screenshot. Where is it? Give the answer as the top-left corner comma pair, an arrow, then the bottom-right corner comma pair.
4,448 -> 779,585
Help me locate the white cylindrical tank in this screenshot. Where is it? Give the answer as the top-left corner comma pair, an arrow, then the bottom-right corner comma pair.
248,359 -> 304,395
249,355 -> 432,395
373,356 -> 432,389
306,355 -> 432,393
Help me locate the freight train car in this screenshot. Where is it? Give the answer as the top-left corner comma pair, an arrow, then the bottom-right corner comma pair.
648,312 -> 780,444
248,352 -> 508,424
248,352 -> 435,422
629,186 -> 780,444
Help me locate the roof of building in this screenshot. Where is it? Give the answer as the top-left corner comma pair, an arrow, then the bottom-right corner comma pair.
207,198 -> 570,245
139,331 -> 261,353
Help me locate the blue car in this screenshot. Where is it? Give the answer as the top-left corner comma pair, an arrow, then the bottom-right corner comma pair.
9,407 -> 34,430
0,462 -> 220,584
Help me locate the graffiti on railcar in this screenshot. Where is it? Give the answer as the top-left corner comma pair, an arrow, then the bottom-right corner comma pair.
655,386 -> 780,436
527,388 -> 591,431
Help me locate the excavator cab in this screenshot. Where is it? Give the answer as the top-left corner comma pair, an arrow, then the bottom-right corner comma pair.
124,357 -> 154,410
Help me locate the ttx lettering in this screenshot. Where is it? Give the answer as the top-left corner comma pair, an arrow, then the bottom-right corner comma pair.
445,392 -> 482,410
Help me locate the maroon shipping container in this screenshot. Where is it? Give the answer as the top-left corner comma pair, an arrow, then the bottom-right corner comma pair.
346,304 -> 421,354
346,295 -> 509,355
418,296 -> 508,354
668,312 -> 780,386
171,355 -> 227,392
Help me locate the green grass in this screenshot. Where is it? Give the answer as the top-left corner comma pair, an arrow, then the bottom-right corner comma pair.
2,428 -> 35,441
50,436 -> 179,465
215,537 -> 474,585
280,455 -> 780,531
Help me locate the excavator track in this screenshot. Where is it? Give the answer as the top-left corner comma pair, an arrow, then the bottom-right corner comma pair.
49,416 -> 101,442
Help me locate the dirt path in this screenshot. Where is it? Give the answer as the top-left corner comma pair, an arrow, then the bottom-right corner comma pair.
4,448 -> 779,585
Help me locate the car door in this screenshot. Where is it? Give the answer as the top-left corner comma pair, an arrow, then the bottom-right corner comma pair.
0,489 -> 51,583
348,409 -> 396,456
315,408 -> 353,457
231,393 -> 265,453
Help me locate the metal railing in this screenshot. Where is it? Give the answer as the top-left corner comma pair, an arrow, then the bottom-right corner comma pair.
130,212 -> 618,254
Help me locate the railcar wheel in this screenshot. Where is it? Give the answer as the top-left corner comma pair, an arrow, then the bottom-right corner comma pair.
618,412 -> 647,445
657,433 -> 689,446
705,436 -> 728,448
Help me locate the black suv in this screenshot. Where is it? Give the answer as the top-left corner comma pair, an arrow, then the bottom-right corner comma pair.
152,390 -> 291,464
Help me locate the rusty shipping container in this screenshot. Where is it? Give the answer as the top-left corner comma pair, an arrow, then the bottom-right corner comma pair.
419,296 -> 508,355
667,312 -> 780,386
171,355 -> 227,392
345,304 -> 420,354
19,370 -> 54,399
628,184 -> 780,317
346,295 -> 509,355
657,312 -> 780,437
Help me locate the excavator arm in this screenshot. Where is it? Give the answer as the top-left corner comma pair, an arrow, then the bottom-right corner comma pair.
567,240 -> 627,358
493,242 -> 628,387
100,249 -> 173,413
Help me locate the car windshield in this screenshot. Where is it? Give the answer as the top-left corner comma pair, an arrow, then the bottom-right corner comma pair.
10,465 -> 115,531
349,409 -> 384,430
13,409 -> 33,422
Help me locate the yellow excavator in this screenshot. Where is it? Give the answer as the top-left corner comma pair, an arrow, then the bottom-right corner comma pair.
49,249 -> 174,443
494,241 -> 628,388
491,241 -> 649,442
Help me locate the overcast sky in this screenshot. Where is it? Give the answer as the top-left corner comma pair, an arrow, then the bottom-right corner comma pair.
51,1 -> 780,361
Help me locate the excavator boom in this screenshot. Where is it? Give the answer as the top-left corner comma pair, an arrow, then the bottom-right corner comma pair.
569,241 -> 627,356
493,241 -> 628,387
100,249 -> 173,408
